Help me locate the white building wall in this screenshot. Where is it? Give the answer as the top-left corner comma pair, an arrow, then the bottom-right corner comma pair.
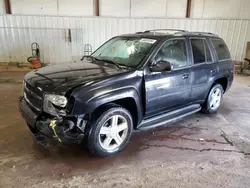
9,0 -> 188,17
131,0 -> 167,17
166,0 -> 187,18
100,0 -> 130,17
191,0 -> 250,19
11,0 -> 58,15
7,0 -> 250,19
0,15 -> 249,64
58,0 -> 93,16
10,0 -> 94,16
1,1 -> 250,64
190,0 -> 204,18
131,0 -> 187,17
202,0 -> 241,18
0,0 -> 5,14
239,0 -> 250,19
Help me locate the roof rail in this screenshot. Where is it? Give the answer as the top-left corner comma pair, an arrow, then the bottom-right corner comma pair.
191,32 -> 217,36
135,30 -> 218,36
144,29 -> 188,33
135,31 -> 145,34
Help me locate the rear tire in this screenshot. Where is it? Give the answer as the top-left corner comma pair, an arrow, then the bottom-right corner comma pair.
87,106 -> 133,157
201,84 -> 224,114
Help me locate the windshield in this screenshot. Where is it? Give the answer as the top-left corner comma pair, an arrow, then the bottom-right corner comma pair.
91,37 -> 157,67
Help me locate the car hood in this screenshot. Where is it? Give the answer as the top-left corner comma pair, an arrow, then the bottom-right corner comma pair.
24,60 -> 128,94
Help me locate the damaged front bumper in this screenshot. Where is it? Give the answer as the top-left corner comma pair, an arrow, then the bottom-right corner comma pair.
19,97 -> 87,146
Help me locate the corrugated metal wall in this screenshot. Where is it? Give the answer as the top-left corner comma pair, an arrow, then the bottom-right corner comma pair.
0,15 -> 249,64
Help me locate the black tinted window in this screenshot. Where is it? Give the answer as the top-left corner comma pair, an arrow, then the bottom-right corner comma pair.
155,39 -> 187,69
191,39 -> 212,64
211,39 -> 231,61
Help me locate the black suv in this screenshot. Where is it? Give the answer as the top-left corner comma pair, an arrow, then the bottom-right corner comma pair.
19,29 -> 234,157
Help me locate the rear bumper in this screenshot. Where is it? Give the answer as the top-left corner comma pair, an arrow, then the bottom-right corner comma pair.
19,97 -> 86,145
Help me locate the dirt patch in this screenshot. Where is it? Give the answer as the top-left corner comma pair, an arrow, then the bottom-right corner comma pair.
0,71 -> 27,85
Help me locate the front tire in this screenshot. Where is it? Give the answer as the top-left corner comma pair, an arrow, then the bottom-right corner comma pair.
202,84 -> 224,114
87,106 -> 133,157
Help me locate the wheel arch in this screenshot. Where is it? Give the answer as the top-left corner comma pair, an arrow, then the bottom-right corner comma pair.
214,77 -> 228,93
86,88 -> 143,129
203,76 -> 228,105
207,76 -> 228,96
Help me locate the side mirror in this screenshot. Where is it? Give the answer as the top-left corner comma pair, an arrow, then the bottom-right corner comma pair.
149,61 -> 172,72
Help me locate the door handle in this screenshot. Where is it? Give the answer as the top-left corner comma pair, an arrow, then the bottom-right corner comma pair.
182,74 -> 189,79
211,69 -> 216,73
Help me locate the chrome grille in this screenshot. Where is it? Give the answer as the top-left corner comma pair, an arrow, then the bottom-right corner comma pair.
24,82 -> 43,112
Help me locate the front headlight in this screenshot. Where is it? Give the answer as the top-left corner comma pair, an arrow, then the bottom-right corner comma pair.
44,94 -> 68,108
43,94 -> 68,116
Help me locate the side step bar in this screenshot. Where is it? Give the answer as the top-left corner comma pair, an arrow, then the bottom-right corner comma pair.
138,104 -> 201,130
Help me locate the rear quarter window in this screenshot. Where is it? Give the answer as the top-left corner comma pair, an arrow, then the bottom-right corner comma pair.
211,38 -> 231,61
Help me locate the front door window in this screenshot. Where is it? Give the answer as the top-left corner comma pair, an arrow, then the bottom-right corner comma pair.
155,39 -> 188,69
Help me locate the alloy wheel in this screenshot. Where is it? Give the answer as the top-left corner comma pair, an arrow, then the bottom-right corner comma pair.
209,88 -> 222,110
98,115 -> 128,152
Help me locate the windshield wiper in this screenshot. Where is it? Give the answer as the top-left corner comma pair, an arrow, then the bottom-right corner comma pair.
81,55 -> 97,62
95,58 -> 123,69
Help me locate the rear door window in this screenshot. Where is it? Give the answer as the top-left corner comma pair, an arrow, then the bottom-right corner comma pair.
191,39 -> 212,64
211,38 -> 231,61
